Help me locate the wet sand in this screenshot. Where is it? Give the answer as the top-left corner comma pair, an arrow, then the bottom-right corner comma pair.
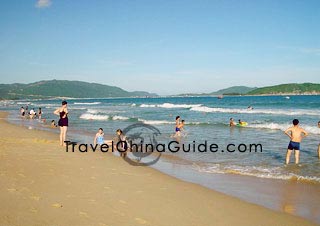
0,112 -> 317,226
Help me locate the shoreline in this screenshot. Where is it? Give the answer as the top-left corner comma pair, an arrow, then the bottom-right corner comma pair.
0,111 -> 318,226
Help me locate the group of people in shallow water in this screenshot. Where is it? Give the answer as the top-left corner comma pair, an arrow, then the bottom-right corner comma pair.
230,116 -> 320,164
20,100 -> 320,164
229,118 -> 247,127
20,106 -> 42,120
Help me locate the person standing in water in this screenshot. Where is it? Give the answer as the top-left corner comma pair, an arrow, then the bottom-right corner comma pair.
284,119 -> 308,164
38,108 -> 42,121
175,116 -> 181,135
54,101 -> 68,146
178,120 -> 185,131
20,107 -> 25,118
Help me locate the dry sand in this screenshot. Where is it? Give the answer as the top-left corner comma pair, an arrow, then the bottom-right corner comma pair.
0,112 -> 317,226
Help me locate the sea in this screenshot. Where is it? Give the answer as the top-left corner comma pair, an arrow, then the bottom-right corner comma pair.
1,95 -> 320,223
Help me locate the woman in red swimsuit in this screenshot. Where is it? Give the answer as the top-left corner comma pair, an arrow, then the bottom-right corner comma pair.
54,101 -> 68,146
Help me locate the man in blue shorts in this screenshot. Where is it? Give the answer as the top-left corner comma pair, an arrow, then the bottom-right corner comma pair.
284,119 -> 308,164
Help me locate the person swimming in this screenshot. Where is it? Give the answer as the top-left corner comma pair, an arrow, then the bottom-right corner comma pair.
229,118 -> 236,126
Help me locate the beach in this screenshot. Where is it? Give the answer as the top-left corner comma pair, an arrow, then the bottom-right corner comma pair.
0,111 -> 318,226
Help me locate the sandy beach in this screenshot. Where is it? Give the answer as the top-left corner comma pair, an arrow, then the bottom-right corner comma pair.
0,111 -> 317,226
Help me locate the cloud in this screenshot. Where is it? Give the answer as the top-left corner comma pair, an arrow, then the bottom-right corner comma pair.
35,0 -> 52,8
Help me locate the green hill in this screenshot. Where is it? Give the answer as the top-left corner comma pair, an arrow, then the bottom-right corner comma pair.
210,86 -> 257,95
0,80 -> 157,100
175,86 -> 256,96
247,83 -> 320,95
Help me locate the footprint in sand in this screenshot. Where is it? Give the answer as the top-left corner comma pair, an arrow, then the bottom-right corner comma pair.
119,200 -> 127,204
66,194 -> 75,198
30,195 -> 41,201
7,188 -> 18,193
135,217 -> 148,224
51,203 -> 63,208
79,211 -> 89,218
29,207 -> 38,213
18,173 -> 26,178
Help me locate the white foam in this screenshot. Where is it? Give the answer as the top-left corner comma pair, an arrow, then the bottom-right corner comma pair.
138,119 -> 175,125
87,109 -> 98,114
140,104 -> 156,108
194,164 -> 320,183
247,123 -> 320,135
157,103 -> 202,108
79,113 -> 109,120
112,115 -> 130,121
190,106 -> 320,116
74,102 -> 101,105
87,109 -> 123,114
140,103 -> 201,109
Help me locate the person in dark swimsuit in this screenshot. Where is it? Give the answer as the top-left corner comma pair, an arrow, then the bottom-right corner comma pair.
54,101 -> 68,146
175,116 -> 181,135
58,111 -> 68,126
20,107 -> 25,117
38,108 -> 42,120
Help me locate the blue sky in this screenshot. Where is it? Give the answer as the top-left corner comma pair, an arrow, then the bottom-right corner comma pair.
0,0 -> 319,94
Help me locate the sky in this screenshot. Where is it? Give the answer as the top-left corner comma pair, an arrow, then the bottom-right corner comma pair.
0,0 -> 319,95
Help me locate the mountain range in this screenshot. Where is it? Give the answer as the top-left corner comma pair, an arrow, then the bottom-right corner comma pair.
0,80 -> 319,100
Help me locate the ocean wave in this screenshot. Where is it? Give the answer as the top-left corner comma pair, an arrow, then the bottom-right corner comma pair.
87,109 -> 124,114
112,115 -> 130,121
74,102 -> 101,105
140,103 -> 202,109
138,119 -> 175,125
140,104 -> 156,108
16,102 -> 32,105
79,113 -> 109,120
194,164 -> 320,184
247,123 -> 320,134
190,106 -> 320,116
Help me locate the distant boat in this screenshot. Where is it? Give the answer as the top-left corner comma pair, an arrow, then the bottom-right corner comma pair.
217,95 -> 224,99
285,96 -> 290,99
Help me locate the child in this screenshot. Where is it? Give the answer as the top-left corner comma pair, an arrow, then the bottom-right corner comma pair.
94,128 -> 105,146
115,129 -> 128,158
51,120 -> 57,128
